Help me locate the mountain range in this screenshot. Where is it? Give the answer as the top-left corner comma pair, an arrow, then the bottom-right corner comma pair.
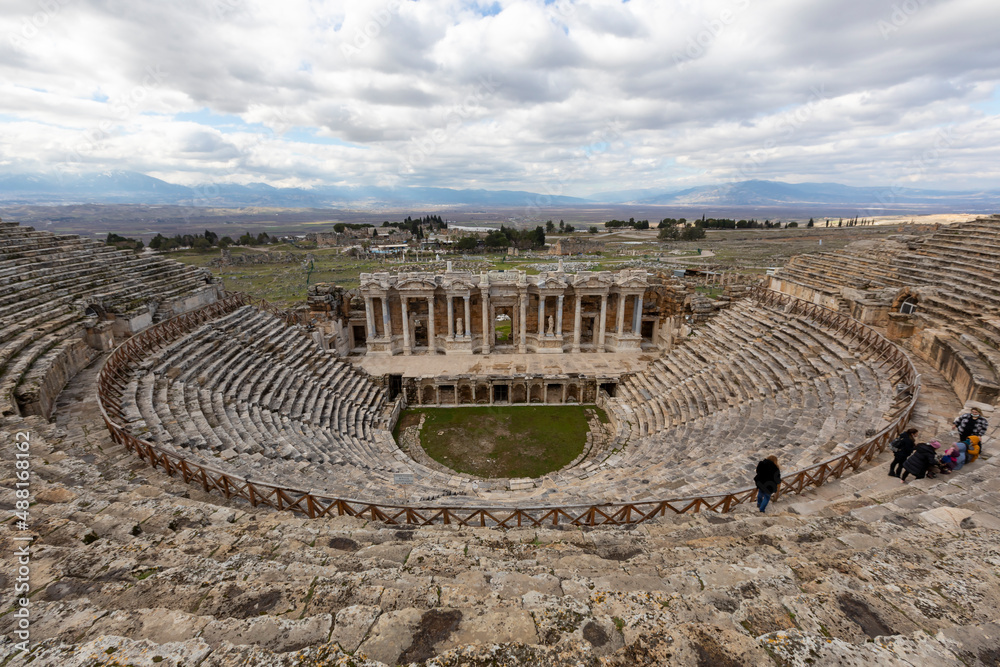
1,171 -> 998,211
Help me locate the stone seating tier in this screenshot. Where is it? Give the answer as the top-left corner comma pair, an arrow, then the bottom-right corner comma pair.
770,216 -> 1000,406
120,306 -> 477,500
0,222 -> 216,418
119,298 -> 897,506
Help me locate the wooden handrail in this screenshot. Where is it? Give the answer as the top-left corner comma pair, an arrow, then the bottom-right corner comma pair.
95,287 -> 920,526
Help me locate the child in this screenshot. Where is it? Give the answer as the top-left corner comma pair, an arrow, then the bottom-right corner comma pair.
939,446 -> 961,472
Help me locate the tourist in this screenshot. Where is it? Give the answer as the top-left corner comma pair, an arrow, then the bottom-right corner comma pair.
900,440 -> 940,483
964,435 -> 982,464
946,438 -> 971,471
939,444 -> 964,472
954,407 -> 988,442
888,428 -> 918,478
754,455 -> 781,512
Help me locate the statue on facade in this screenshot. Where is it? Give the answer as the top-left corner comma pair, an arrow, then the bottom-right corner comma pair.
455,317 -> 464,337
547,315 -> 555,336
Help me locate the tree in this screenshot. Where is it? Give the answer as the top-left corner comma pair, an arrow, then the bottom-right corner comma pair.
218,236 -> 234,248
105,232 -> 143,252
589,226 -> 599,234
532,225 -> 545,247
455,236 -> 479,250
680,225 -> 705,240
807,218 -> 814,228
563,223 -> 575,233
204,229 -> 219,244
192,237 -> 211,252
545,220 -> 556,233
658,226 -> 679,241
484,230 -> 509,249
786,221 -> 799,228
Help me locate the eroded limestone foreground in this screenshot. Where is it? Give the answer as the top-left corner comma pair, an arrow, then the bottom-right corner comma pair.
2,358 -> 999,666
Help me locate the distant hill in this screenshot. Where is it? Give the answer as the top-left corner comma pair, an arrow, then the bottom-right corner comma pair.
597,180 -> 1000,209
0,172 -> 997,211
0,171 -> 590,208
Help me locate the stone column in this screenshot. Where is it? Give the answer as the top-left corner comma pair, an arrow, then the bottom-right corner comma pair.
463,296 -> 472,339
598,293 -> 608,351
572,293 -> 582,353
616,293 -> 626,334
446,296 -> 454,339
381,297 -> 390,340
518,290 -> 528,353
555,295 -> 564,341
364,296 -> 375,341
537,295 -> 545,336
426,295 -> 435,353
632,294 -> 644,334
401,296 -> 411,355
480,288 -> 490,354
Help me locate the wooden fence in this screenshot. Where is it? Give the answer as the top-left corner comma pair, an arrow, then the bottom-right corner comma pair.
96,287 -> 920,527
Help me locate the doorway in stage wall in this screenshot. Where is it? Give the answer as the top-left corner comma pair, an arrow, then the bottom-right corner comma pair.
494,310 -> 513,347
353,325 -> 367,350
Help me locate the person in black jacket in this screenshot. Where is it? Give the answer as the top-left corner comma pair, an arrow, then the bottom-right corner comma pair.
888,428 -> 918,478
900,440 -> 940,483
754,455 -> 781,512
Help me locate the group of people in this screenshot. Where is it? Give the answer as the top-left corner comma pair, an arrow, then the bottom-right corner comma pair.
889,407 -> 988,483
753,407 -> 989,513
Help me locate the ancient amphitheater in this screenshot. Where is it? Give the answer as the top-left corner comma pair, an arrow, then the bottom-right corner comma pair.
2,217 -> 1000,666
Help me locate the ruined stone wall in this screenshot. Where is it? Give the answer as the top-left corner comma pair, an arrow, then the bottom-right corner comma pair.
210,249 -> 300,266
548,238 -> 603,255
14,337 -> 101,419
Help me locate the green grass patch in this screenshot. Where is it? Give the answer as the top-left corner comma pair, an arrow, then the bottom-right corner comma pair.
404,405 -> 590,478
494,319 -> 512,343
169,247 -> 385,305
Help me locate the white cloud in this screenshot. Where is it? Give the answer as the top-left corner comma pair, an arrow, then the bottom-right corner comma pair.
0,0 -> 997,194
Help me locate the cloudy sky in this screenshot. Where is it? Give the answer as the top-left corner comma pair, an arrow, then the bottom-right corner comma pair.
1,0 -> 998,196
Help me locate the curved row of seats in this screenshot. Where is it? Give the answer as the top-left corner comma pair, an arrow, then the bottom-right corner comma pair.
532,298 -> 896,503
771,215 -> 1000,403
119,305 -> 488,502
116,296 -> 897,507
0,221 -> 213,418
